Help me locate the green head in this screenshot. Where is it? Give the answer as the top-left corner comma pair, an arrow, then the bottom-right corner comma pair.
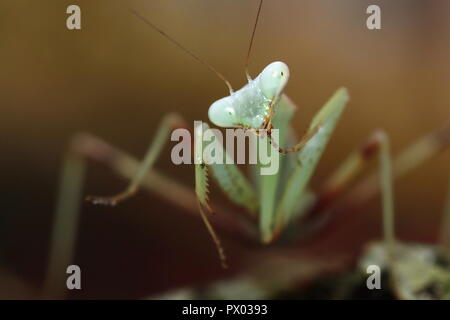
208,61 -> 290,128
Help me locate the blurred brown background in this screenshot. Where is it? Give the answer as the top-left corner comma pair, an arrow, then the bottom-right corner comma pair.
0,0 -> 449,298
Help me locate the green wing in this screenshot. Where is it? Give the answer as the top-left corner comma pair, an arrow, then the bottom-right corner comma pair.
272,88 -> 349,238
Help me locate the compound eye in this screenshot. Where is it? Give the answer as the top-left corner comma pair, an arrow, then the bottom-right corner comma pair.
272,70 -> 285,78
208,99 -> 236,127
260,61 -> 290,99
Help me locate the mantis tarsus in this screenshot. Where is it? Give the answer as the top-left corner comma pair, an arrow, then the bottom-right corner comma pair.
43,0 -> 450,299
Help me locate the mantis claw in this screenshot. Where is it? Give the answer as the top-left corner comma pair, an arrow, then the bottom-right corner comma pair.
85,187 -> 138,206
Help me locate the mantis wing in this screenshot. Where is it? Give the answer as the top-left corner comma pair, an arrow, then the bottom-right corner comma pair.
271,88 -> 349,240
258,94 -> 296,242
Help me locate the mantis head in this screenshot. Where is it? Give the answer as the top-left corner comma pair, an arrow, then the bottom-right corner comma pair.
208,61 -> 290,128
259,61 -> 290,100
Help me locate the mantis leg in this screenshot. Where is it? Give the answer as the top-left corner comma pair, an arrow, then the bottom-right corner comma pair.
197,123 -> 259,217
352,132 -> 395,287
42,143 -> 86,299
267,122 -> 321,155
86,113 -> 185,205
42,114 -> 189,298
308,131 -> 394,219
301,123 -> 449,241
323,131 -> 396,250
332,121 -> 450,215
377,133 -> 395,260
195,122 -> 264,267
441,179 -> 450,259
83,114 -> 235,266
192,122 -> 229,268
276,131 -> 394,241
320,130 -> 398,290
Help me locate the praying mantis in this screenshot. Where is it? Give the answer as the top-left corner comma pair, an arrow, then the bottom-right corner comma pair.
42,0 -> 450,298
83,1 -> 352,267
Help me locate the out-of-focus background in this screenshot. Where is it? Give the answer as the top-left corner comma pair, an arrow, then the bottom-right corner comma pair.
0,0 -> 449,299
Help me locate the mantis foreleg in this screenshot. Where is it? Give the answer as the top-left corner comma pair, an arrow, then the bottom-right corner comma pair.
86,113 -> 185,205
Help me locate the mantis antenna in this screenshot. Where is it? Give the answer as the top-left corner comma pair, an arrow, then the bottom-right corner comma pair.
245,0 -> 264,81
129,8 -> 234,94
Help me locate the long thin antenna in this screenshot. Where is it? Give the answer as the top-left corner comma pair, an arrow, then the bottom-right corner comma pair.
129,8 -> 233,94
245,0 -> 264,81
